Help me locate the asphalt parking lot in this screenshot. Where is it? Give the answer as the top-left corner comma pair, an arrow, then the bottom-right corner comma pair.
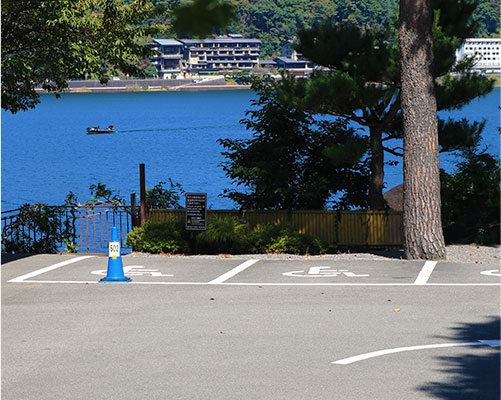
2,254 -> 500,399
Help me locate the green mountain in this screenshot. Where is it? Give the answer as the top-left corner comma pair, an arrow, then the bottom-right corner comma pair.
154,0 -> 499,59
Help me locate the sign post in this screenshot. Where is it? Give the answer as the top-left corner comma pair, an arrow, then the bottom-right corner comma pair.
185,193 -> 207,231
139,163 -> 146,226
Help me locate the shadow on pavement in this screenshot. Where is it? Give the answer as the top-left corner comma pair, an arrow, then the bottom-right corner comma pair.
1,253 -> 34,264
418,316 -> 500,399
366,249 -> 404,259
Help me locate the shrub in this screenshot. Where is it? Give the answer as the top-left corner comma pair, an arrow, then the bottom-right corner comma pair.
249,224 -> 327,255
2,204 -> 77,254
262,227 -> 327,255
441,150 -> 500,244
125,216 -> 327,255
197,217 -> 251,254
126,217 -> 188,254
249,224 -> 283,253
146,180 -> 184,209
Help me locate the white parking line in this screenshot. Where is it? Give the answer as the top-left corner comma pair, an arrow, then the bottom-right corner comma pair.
215,282 -> 500,286
7,257 -> 501,286
12,280 -> 209,285
208,260 -> 260,284
332,340 -> 501,365
414,261 -> 438,285
8,280 -> 501,287
8,256 -> 94,283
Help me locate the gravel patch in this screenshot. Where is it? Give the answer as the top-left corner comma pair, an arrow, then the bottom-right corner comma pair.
128,244 -> 501,265
443,244 -> 500,265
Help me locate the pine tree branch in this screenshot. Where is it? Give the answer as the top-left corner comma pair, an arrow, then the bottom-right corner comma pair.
382,146 -> 403,157
349,111 -> 372,127
381,92 -> 401,126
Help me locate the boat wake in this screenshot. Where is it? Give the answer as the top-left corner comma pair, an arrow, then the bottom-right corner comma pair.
117,124 -> 236,134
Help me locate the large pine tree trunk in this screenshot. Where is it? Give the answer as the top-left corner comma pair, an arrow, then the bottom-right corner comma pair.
368,126 -> 386,210
399,0 -> 446,259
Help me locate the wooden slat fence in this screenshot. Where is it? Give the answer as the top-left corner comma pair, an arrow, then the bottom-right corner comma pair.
148,209 -> 403,247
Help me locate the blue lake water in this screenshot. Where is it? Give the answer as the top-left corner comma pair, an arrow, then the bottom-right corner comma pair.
2,87 -> 500,210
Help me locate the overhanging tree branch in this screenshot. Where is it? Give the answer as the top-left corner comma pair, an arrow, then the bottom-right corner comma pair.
382,146 -> 403,157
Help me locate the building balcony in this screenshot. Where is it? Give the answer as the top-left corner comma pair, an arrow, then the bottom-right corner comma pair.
188,46 -> 260,53
161,54 -> 182,59
159,64 -> 181,70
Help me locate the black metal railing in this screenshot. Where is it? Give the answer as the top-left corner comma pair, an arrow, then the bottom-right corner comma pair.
2,204 -> 135,254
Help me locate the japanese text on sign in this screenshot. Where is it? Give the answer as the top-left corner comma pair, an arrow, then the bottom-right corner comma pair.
186,193 -> 207,231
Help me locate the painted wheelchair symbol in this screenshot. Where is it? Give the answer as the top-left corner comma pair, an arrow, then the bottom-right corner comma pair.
91,265 -> 173,277
282,267 -> 369,278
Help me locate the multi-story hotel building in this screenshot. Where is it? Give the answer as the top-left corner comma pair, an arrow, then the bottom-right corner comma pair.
274,40 -> 315,75
149,34 -> 261,78
149,39 -> 185,78
455,38 -> 501,74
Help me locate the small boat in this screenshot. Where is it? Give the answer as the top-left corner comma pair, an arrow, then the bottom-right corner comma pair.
87,125 -> 116,134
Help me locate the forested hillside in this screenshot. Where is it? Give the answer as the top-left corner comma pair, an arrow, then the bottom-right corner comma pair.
227,0 -> 399,57
154,0 -> 499,58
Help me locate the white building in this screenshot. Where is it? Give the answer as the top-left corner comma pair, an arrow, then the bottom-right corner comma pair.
149,35 -> 261,78
281,39 -> 307,61
277,40 -> 315,76
455,38 -> 501,74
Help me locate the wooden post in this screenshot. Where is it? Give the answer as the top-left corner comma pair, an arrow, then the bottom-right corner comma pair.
130,193 -> 137,227
139,164 -> 146,226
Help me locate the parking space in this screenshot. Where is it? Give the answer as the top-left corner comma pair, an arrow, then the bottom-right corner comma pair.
222,259 -> 424,285
427,262 -> 501,285
2,254 -> 499,400
5,255 -> 501,286
8,255 -> 246,284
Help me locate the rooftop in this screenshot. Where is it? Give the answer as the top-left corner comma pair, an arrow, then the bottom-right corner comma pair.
180,38 -> 261,45
151,39 -> 183,46
274,57 -> 310,65
464,38 -> 501,42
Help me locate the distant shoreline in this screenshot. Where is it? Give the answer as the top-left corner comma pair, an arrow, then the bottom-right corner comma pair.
35,78 -> 252,94
34,78 -> 500,94
35,84 -> 252,94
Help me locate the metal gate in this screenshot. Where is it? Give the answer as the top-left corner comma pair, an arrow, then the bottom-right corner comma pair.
72,205 -> 133,253
2,204 -> 135,254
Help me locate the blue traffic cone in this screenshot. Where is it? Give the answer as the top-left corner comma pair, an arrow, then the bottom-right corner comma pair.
100,226 -> 131,282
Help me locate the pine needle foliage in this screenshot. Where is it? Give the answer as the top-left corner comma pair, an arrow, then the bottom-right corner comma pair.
219,77 -> 370,210
277,0 -> 494,209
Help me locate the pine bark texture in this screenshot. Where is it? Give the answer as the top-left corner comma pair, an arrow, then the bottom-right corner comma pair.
369,126 -> 386,210
399,0 -> 446,259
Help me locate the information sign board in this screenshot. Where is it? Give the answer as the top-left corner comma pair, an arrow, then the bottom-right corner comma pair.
185,193 -> 207,230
